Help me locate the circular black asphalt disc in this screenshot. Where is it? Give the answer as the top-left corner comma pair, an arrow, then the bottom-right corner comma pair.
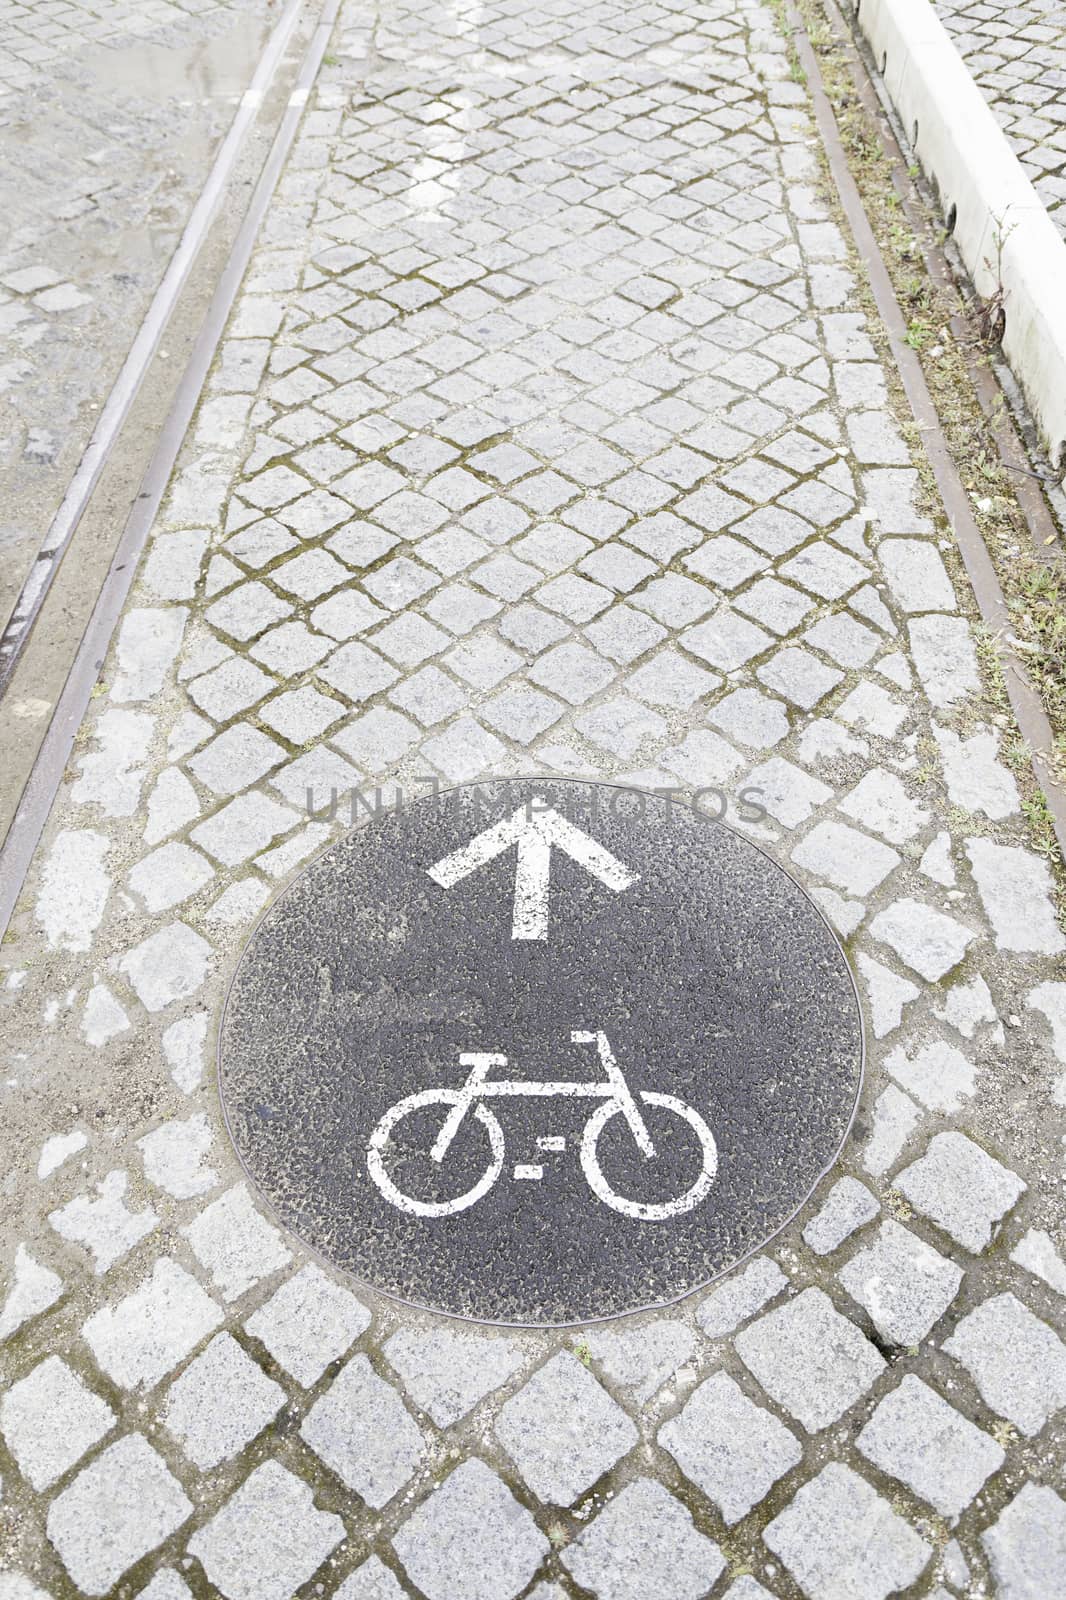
219,779 -> 863,1324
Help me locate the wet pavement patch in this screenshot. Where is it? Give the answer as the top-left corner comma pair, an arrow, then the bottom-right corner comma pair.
219,780 -> 863,1325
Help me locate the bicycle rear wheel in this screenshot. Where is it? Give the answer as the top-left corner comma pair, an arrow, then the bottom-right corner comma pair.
367,1090 -> 505,1218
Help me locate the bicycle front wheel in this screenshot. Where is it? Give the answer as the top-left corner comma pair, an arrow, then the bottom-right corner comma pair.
580,1091 -> 718,1221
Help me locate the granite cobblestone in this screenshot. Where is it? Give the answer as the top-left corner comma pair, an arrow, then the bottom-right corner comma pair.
0,0 -> 1062,1593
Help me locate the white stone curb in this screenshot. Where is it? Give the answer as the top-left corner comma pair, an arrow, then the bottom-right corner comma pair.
854,0 -> 1066,467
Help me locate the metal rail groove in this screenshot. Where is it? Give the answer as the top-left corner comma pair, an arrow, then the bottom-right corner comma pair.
787,0 -> 1066,862
0,0 -> 306,697
0,0 -> 342,943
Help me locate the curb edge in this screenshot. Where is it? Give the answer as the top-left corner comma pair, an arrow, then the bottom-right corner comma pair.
854,0 -> 1066,468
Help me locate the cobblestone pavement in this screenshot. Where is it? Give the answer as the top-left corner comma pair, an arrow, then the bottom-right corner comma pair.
0,0 -> 273,628
932,0 -> 1066,239
2,0 -> 1066,1596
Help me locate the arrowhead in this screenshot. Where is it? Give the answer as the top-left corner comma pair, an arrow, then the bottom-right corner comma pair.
427,800 -> 637,939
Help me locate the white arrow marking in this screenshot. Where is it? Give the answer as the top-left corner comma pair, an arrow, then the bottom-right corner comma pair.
427,799 -> 638,939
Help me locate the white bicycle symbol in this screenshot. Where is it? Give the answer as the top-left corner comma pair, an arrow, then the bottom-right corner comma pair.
367,1030 -> 718,1222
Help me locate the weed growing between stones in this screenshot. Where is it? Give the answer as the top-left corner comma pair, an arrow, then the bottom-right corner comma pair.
797,0 -> 1066,894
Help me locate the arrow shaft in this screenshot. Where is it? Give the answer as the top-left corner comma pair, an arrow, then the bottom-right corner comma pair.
512,829 -> 552,940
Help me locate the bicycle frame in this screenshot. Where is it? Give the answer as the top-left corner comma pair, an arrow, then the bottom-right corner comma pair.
430,1030 -> 655,1163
